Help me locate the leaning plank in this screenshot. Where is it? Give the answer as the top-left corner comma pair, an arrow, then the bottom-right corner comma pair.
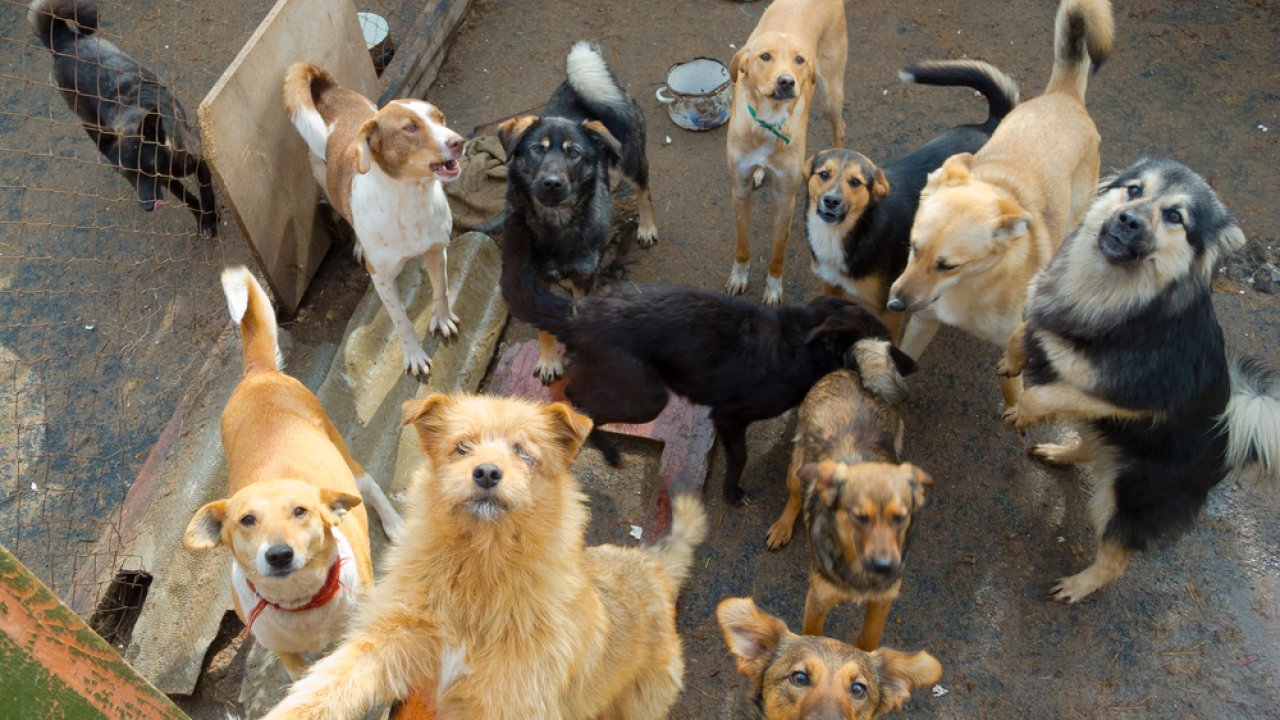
0,544 -> 188,719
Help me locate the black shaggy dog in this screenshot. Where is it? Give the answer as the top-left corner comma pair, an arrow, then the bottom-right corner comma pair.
502,223 -> 917,504
29,0 -> 217,236
1000,158 -> 1280,603
498,41 -> 658,384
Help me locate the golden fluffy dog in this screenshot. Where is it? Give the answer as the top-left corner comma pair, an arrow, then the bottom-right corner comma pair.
261,393 -> 708,720
725,0 -> 848,305
886,0 -> 1114,409
718,597 -> 941,719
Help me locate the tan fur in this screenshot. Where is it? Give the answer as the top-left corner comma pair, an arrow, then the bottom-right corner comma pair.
262,394 -> 706,720
725,0 -> 848,305
718,597 -> 942,719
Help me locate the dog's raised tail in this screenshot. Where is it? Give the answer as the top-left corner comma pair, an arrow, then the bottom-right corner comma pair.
498,223 -> 574,340
566,41 -> 629,117
28,0 -> 97,51
282,62 -> 336,161
1045,0 -> 1113,101
650,495 -> 708,592
899,60 -> 1020,128
221,267 -> 281,375
1223,357 -> 1280,488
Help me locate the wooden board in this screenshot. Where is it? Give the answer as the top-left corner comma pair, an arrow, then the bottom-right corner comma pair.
377,0 -> 472,105
197,0 -> 378,313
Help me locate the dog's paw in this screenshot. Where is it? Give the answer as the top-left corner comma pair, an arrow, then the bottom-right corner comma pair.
752,167 -> 766,189
1032,441 -> 1083,466
723,483 -> 747,506
378,510 -> 406,544
428,308 -> 461,339
1001,405 -> 1035,431
403,346 -> 433,380
726,262 -> 750,295
765,519 -> 794,550
762,276 -> 784,306
198,212 -> 218,238
533,356 -> 564,385
1049,571 -> 1103,605
637,224 -> 658,249
995,355 -> 1022,378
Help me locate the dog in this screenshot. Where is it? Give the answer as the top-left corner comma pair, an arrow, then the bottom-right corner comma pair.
28,0 -> 218,236
718,597 -> 941,719
502,221 -> 916,504
764,349 -> 930,651
498,41 -> 658,384
183,267 -> 404,679
886,0 -> 1114,408
725,0 -> 847,305
804,60 -> 1020,340
260,393 -> 708,720
998,158 -> 1280,603
284,63 -> 465,378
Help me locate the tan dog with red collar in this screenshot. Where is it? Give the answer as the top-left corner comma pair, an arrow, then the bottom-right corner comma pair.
725,0 -> 848,305
184,267 -> 404,680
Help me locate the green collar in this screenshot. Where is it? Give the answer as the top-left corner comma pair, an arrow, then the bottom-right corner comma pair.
747,104 -> 790,144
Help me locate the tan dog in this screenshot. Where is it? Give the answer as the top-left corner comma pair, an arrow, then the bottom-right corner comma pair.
184,267 -> 404,680
886,0 -> 1114,409
284,63 -> 465,379
261,393 -> 708,720
718,597 -> 941,719
725,0 -> 847,305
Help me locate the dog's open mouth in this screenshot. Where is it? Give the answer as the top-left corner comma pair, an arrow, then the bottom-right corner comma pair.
816,207 -> 846,225
432,159 -> 461,181
1098,231 -> 1145,264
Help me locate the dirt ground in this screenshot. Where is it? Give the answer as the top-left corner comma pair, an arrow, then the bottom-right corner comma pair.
426,0 -> 1280,717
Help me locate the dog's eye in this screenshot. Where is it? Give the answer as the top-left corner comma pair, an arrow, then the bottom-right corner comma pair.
1163,208 -> 1184,226
853,513 -> 872,525
403,123 -> 417,133
293,507 -> 307,518
789,670 -> 811,687
760,52 -> 772,62
454,441 -> 473,456
817,170 -> 831,181
935,258 -> 957,271
891,513 -> 907,526
1125,184 -> 1142,199
566,146 -> 581,160
850,681 -> 868,699
513,444 -> 535,464
795,55 -> 806,65
239,514 -> 256,527
848,177 -> 862,189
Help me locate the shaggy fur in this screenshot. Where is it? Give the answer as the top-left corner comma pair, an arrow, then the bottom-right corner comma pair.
261,393 -> 707,720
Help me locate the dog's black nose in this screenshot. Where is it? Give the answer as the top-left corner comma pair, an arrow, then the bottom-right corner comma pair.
822,195 -> 842,210
265,544 -> 294,569
472,464 -> 503,489
540,176 -> 565,191
777,75 -> 795,91
869,557 -> 896,575
1114,210 -> 1145,239
886,297 -> 906,313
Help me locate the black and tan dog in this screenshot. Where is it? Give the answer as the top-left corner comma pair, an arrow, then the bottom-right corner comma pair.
28,0 -> 217,236
718,597 -> 941,719
1000,158 -> 1280,603
501,221 -> 915,505
498,41 -> 657,384
804,60 -> 1019,340
765,347 -> 929,651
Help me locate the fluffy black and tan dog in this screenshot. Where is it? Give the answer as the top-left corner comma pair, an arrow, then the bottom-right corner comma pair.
498,41 -> 657,384
28,0 -> 218,236
999,158 -> 1280,603
502,223 -> 916,504
804,60 -> 1019,341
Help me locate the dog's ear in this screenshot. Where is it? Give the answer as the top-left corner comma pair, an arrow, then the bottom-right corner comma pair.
543,402 -> 594,454
729,46 -> 747,83
716,597 -> 789,678
355,118 -> 380,174
993,198 -> 1030,243
402,393 -> 455,450
872,648 -> 943,714
319,489 -> 362,523
928,153 -> 973,188
804,153 -> 817,180
889,346 -> 917,377
184,500 -> 229,550
900,463 -> 932,510
871,168 -> 891,200
581,120 -> 623,160
497,115 -> 538,156
798,460 -> 841,507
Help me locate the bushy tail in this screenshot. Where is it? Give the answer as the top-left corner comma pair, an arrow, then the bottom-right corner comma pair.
850,338 -> 917,405
565,41 -> 633,126
650,495 -> 708,592
1223,357 -> 1280,488
498,223 -> 575,340
899,59 -> 1021,129
1045,0 -> 1114,101
28,0 -> 96,52
282,62 -> 335,160
221,267 -> 281,375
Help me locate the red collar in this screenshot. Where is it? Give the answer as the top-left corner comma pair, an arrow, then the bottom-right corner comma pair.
243,556 -> 347,636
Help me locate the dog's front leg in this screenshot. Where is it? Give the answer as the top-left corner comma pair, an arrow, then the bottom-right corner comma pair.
368,263 -> 432,378
996,322 -> 1028,378
1003,382 -> 1152,431
715,416 -> 749,505
726,171 -> 754,295
424,244 -> 459,338
762,170 -> 800,305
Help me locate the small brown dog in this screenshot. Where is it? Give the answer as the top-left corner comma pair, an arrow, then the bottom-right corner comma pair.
261,393 -> 707,720
718,597 -> 941,719
725,0 -> 848,305
766,342 -> 930,652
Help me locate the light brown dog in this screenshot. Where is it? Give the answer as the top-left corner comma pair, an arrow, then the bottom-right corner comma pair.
765,344 -> 930,652
183,267 -> 403,680
261,393 -> 708,720
718,597 -> 941,719
886,0 -> 1114,409
725,0 -> 847,305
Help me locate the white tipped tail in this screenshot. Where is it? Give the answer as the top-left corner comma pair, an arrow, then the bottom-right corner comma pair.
852,339 -> 910,405
1223,357 -> 1280,487
221,266 -> 281,374
566,41 -> 626,109
282,62 -> 332,166
651,495 -> 708,592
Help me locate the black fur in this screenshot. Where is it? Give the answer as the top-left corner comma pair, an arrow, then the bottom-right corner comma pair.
28,0 -> 218,236
502,224 -> 909,503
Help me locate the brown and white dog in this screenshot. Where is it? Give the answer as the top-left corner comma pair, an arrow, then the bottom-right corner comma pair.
886,0 -> 1114,409
184,267 -> 404,680
284,63 -> 465,378
726,0 -> 848,305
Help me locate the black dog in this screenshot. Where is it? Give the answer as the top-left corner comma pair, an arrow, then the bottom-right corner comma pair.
498,41 -> 657,383
29,0 -> 217,236
805,60 -> 1019,340
501,221 -> 917,504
